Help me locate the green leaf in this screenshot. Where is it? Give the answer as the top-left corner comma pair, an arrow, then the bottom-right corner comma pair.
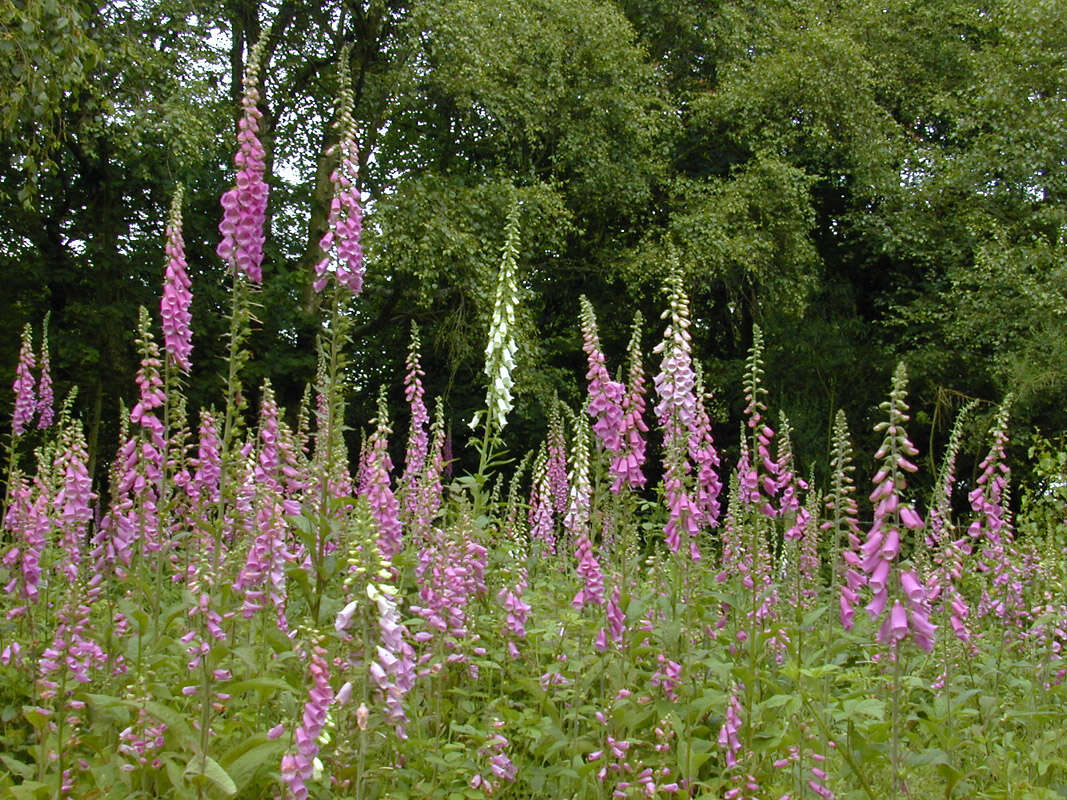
0,755 -> 34,779
222,736 -> 286,794
836,697 -> 885,724
21,706 -> 49,730
7,780 -> 49,799
905,748 -> 952,768
184,755 -> 237,796
226,677 -> 294,696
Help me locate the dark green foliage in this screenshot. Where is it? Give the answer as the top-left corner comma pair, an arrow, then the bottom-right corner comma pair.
2,0 -> 1064,490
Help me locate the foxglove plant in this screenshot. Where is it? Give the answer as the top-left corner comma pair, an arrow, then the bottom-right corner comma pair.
53,424 -> 94,585
314,50 -> 364,296
281,636 -> 335,799
473,723 -> 518,792
926,401 -> 978,647
360,389 -> 403,561
690,365 -> 722,530
740,326 -> 780,520
2,468 -> 48,619
37,573 -> 105,793
528,444 -> 556,555
732,331 -> 787,664
546,400 -> 570,517
35,316 -> 53,430
824,411 -> 864,632
971,399 -> 1028,637
367,573 -> 417,737
11,323 -> 36,438
311,344 -> 353,515
94,309 -> 167,572
479,203 -> 521,436
613,313 -> 649,492
652,262 -> 703,558
410,397 -> 447,541
233,387 -> 294,630
502,451 -> 532,545
859,364 -> 934,653
410,509 -> 487,673
567,414 -> 604,610
719,685 -> 760,800
217,27 -> 270,284
401,323 -> 430,523
186,411 -> 223,565
579,295 -> 626,454
498,568 -> 530,658
776,412 -> 810,541
595,579 -> 626,652
161,186 -> 193,373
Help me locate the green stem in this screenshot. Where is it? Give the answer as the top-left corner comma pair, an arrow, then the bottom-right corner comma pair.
313,287 -> 341,626
216,271 -> 250,573
805,698 -> 877,800
891,643 -> 902,796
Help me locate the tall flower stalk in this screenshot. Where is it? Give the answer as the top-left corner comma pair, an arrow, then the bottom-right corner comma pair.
860,364 -> 933,653
861,364 -> 933,794
217,27 -> 271,285
214,25 -> 273,535
314,48 -> 364,296
161,186 -> 193,375
35,315 -> 53,431
401,323 -> 430,524
652,260 -> 703,560
469,202 -> 521,516
579,295 -> 625,456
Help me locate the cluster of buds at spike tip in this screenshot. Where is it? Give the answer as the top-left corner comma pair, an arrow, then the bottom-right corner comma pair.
315,49 -> 364,295
479,203 -> 521,433
854,364 -> 935,652
161,186 -> 193,373
653,259 -> 720,558
217,25 -> 271,283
